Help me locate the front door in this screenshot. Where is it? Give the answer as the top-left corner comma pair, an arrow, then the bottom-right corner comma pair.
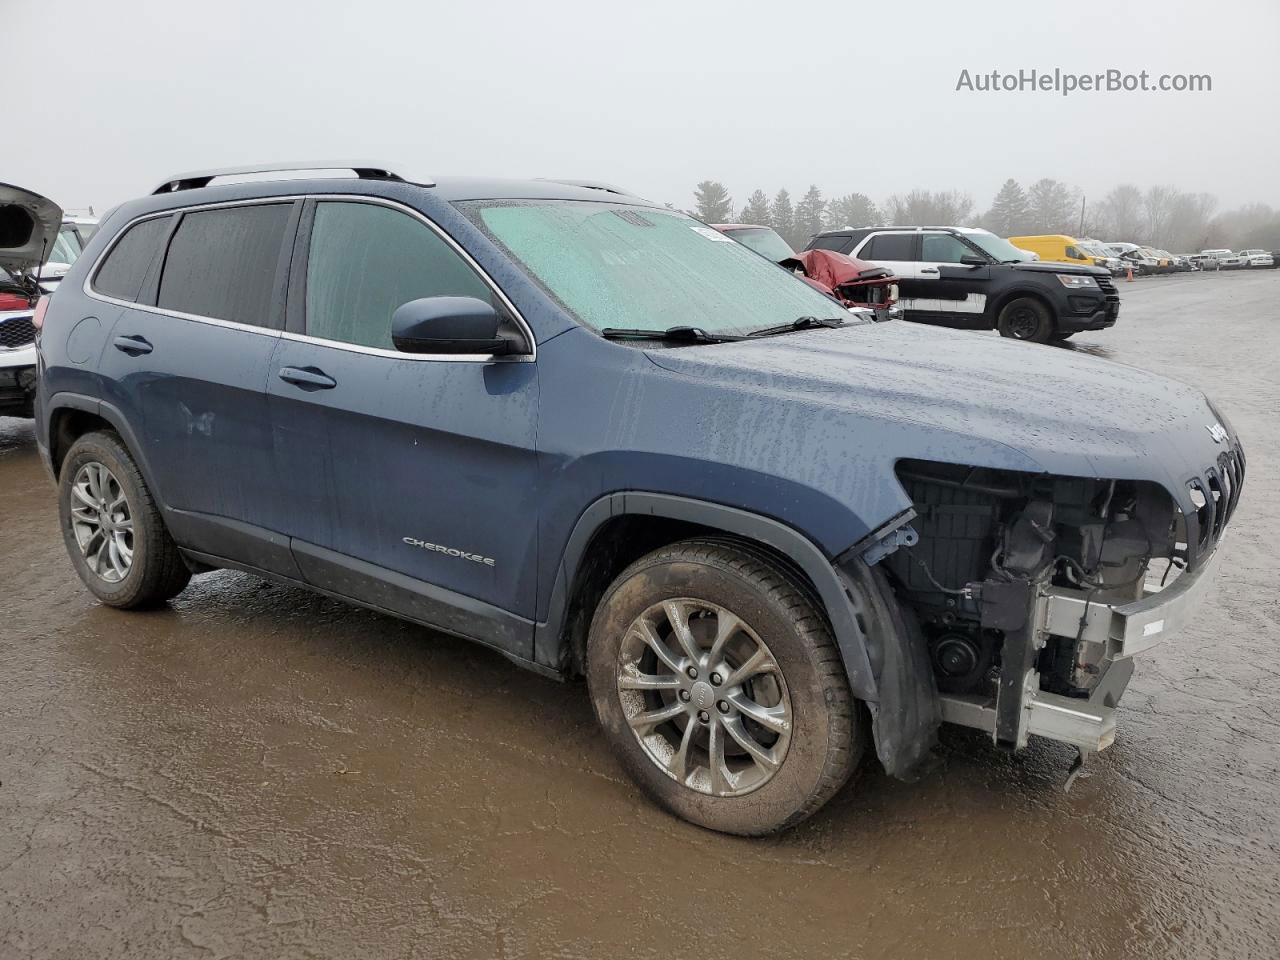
918,231 -> 993,328
267,198 -> 540,658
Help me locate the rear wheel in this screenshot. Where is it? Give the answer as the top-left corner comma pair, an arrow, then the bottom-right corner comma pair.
586,539 -> 860,835
997,297 -> 1054,342
59,431 -> 191,608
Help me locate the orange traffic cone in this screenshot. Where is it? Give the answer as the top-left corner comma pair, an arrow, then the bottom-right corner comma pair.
1126,266 -> 1134,282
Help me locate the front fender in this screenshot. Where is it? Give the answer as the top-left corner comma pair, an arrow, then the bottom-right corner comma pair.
535,491 -> 881,702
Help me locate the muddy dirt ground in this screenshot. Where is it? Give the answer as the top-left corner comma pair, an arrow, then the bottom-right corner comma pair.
2,269 -> 1277,959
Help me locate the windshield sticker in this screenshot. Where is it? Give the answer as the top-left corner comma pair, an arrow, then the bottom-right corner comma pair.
691,226 -> 734,242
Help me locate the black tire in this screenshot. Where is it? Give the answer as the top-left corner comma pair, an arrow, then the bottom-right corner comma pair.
997,297 -> 1054,343
58,431 -> 191,608
586,539 -> 860,835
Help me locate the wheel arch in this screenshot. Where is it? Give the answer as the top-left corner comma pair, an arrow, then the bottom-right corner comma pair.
46,394 -> 159,497
534,492 -> 879,703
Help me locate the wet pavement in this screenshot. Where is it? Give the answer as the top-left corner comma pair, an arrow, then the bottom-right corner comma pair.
2,269 -> 1278,959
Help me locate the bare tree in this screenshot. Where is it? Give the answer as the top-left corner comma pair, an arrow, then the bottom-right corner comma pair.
1142,185 -> 1179,246
1096,184 -> 1144,241
885,189 -> 974,226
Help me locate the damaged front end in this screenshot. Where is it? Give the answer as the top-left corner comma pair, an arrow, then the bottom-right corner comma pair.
872,453 -> 1244,759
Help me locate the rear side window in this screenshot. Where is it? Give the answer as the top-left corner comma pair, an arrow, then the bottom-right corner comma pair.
807,235 -> 853,253
157,204 -> 291,326
860,233 -> 916,261
304,201 -> 493,350
93,216 -> 170,302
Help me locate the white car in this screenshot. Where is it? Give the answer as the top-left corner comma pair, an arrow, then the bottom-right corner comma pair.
1,182 -> 67,418
1239,249 -> 1275,268
1201,248 -> 1246,269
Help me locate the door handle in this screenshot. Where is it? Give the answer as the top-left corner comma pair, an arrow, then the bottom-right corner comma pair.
278,366 -> 337,390
919,267 -> 940,275
113,334 -> 153,356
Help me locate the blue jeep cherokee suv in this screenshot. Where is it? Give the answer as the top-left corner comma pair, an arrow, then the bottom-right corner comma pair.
35,164 -> 1244,834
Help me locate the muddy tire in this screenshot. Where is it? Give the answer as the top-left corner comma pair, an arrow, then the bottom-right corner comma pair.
58,431 -> 190,608
586,539 -> 860,835
997,297 -> 1054,343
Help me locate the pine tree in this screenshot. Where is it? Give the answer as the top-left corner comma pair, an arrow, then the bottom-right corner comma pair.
739,189 -> 771,226
824,193 -> 882,230
793,185 -> 826,248
770,189 -> 795,246
985,179 -> 1030,236
1027,179 -> 1077,234
693,180 -> 734,223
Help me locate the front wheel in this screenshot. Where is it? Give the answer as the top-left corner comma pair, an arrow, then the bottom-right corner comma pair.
586,540 -> 860,835
997,297 -> 1054,342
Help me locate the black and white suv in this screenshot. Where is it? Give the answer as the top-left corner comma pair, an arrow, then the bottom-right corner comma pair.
807,225 -> 1120,342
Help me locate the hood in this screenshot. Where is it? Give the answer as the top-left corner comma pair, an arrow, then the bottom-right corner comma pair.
0,182 -> 64,276
784,249 -> 896,289
644,321 -> 1229,503
1008,260 -> 1108,278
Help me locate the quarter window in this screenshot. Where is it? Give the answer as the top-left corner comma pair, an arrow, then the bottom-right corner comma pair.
157,204 -> 291,326
921,233 -> 975,263
860,233 -> 916,261
304,201 -> 493,350
93,216 -> 171,303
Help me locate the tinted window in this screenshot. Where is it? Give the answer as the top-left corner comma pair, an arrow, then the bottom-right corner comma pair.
157,204 -> 290,325
921,233 -> 974,263
861,233 -> 915,261
93,216 -> 170,302
305,201 -> 493,349
808,235 -> 854,253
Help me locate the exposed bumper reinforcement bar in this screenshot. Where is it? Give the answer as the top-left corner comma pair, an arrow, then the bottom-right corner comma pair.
939,546 -> 1223,752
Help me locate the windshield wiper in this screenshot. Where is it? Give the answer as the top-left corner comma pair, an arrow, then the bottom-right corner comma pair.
600,325 -> 745,344
747,315 -> 848,338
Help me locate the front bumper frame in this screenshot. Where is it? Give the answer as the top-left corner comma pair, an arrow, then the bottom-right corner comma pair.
939,546 -> 1223,752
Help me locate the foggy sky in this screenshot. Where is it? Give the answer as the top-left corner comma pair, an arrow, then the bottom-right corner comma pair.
6,0 -> 1278,217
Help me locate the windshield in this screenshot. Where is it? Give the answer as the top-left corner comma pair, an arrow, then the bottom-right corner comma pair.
965,231 -> 1033,263
1078,242 -> 1110,258
467,201 -> 851,338
722,226 -> 795,263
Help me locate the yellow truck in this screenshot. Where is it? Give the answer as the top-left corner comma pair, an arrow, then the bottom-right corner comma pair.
1003,235 -> 1116,276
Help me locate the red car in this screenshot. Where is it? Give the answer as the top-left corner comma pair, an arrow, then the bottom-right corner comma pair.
714,223 -> 898,316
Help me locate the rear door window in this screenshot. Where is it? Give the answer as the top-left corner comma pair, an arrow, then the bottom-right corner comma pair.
157,203 -> 291,326
93,216 -> 171,303
860,233 -> 916,261
303,201 -> 494,350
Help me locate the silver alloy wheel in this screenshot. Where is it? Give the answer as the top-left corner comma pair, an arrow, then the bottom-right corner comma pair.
616,598 -> 792,797
69,462 -> 134,583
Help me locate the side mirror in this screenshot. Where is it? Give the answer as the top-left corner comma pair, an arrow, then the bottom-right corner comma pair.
390,296 -> 525,356
959,254 -> 986,267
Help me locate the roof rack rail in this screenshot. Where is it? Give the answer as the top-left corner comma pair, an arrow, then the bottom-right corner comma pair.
151,161 -> 433,195
537,178 -> 643,198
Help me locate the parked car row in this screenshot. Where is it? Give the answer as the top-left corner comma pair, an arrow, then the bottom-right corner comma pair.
1,183 -> 96,417
29,162 -> 1245,835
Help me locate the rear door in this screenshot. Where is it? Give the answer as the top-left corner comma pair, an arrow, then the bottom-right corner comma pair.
266,198 -> 540,658
918,231 -> 992,327
93,200 -> 300,574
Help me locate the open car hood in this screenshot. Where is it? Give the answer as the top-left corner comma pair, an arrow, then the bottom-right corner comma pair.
0,182 -> 63,276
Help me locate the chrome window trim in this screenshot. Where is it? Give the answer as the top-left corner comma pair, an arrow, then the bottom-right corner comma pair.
84,194 -> 536,363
